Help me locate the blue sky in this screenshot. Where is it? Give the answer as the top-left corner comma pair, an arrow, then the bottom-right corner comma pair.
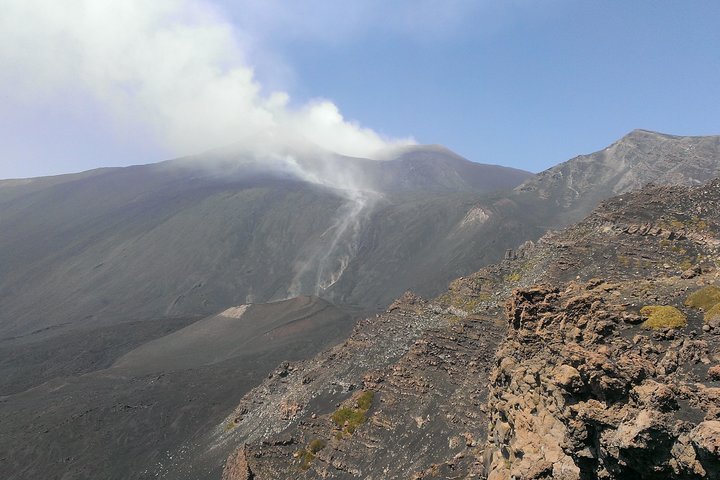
1,1 -> 719,178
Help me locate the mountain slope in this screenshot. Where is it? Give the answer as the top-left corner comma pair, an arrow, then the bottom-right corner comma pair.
214,178 -> 720,480
0,145 -> 531,340
2,131 -> 720,480
0,296 -> 358,480
515,129 -> 720,223
373,144 -> 532,193
2,131 -> 718,341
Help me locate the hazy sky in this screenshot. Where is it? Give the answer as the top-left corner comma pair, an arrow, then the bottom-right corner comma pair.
1,1 -> 719,179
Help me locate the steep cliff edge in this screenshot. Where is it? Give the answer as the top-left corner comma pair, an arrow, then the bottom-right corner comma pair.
488,281 -> 720,479
485,180 -> 720,479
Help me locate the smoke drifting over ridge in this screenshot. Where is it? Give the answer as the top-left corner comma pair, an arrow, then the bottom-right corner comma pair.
0,0 -> 413,167
0,0 -> 415,298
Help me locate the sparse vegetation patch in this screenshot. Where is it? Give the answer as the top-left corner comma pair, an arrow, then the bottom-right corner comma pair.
504,272 -> 522,283
640,305 -> 687,329
684,285 -> 720,312
332,390 -> 375,436
297,448 -> 315,470
705,303 -> 720,323
308,438 -> 326,453
296,439 -> 326,470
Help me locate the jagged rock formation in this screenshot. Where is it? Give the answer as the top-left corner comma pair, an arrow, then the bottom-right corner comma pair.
218,179 -> 720,479
488,283 -> 719,479
222,447 -> 252,480
484,180 -> 720,479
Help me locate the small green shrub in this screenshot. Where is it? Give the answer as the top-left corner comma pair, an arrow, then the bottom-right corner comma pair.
679,259 -> 694,271
691,216 -> 710,231
296,439 -> 327,471
441,293 -> 485,313
685,285 -> 720,311
640,305 -> 687,329
223,418 -> 240,432
663,218 -> 686,230
308,439 -> 326,454
331,407 -> 365,428
298,449 -> 315,470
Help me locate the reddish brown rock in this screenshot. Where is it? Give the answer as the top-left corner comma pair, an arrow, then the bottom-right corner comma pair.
553,364 -> 584,393
222,445 -> 252,480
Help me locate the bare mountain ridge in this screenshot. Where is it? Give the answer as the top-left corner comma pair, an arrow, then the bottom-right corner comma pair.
387,129 -> 720,300
515,129 -> 720,223
0,145 -> 530,340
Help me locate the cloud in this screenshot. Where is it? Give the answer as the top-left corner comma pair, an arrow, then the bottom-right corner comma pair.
0,0 -> 411,163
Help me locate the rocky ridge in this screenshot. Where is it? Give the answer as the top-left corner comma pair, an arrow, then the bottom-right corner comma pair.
515,130 -> 720,223
483,180 -> 720,479
172,291 -> 505,479
217,179 -> 720,479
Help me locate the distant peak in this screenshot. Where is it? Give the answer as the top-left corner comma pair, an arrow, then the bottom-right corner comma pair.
378,143 -> 469,162
621,129 -> 703,142
409,144 -> 456,154
620,129 -> 664,140
629,128 -> 662,135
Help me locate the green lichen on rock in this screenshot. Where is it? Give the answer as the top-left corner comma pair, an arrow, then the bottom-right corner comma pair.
685,285 -> 720,312
679,259 -> 694,271
640,305 -> 687,329
438,282 -> 492,313
691,216 -> 710,231
439,292 -> 482,313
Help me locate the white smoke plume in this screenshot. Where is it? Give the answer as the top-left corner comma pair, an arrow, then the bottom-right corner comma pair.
0,0 -> 413,296
0,0 -> 412,163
